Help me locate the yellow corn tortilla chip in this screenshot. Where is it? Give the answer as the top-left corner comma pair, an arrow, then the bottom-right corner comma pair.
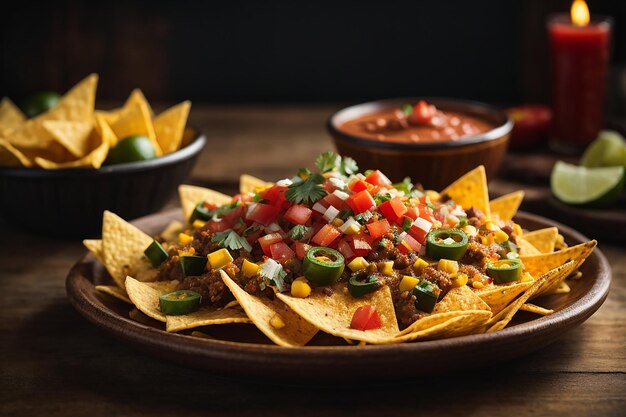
516,237 -> 542,256
220,271 -> 318,347
153,101 -> 191,154
239,174 -> 272,194
489,191 -> 524,222
125,277 -> 180,322
178,184 -> 232,223
166,307 -> 250,333
486,260 -> 576,332
159,220 -> 184,242
536,280 -> 571,298
102,211 -> 155,289
43,120 -> 93,158
520,303 -> 554,315
520,240 -> 596,279
96,285 -> 131,304
440,165 -> 491,218
83,239 -> 104,264
521,227 -> 559,253
397,310 -> 475,336
277,284 -> 400,344
0,97 -> 26,133
474,280 -> 534,314
0,138 -> 32,167
393,310 -> 492,343
5,74 -> 98,149
110,102 -> 162,156
433,285 -> 491,313
95,89 -> 154,130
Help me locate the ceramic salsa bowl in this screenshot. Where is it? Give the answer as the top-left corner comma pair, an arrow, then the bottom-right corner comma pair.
327,98 -> 513,190
0,128 -> 205,237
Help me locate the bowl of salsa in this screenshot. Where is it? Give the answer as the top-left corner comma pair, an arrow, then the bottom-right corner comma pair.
327,98 -> 512,190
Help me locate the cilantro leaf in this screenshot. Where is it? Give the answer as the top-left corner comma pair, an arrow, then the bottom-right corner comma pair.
316,151 -> 341,173
211,229 -> 252,252
288,224 -> 312,241
339,157 -> 358,176
243,225 -> 260,237
393,177 -> 414,195
285,173 -> 328,205
372,193 -> 392,205
259,259 -> 287,292
402,103 -> 413,117
354,210 -> 373,224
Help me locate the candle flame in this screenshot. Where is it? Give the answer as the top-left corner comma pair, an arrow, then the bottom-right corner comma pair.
571,0 -> 590,26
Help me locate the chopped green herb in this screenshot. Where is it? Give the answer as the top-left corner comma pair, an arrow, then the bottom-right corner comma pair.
372,193 -> 392,205
354,211 -> 373,224
378,238 -> 390,249
426,202 -> 436,210
288,224 -> 312,241
285,172 -> 328,205
393,177 -> 414,195
363,169 -> 373,177
215,201 -> 241,218
340,157 -> 358,176
338,210 -> 353,221
402,217 -> 413,232
211,229 -> 252,252
296,167 -> 311,180
458,216 -> 469,227
252,191 -> 264,202
243,225 -> 260,237
402,103 -> 413,117
260,259 -> 287,292
316,151 -> 341,173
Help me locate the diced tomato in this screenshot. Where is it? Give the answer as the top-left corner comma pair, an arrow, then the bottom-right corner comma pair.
208,219 -> 230,233
408,218 -> 432,246
293,242 -> 312,260
404,208 -> 418,220
245,227 -> 263,245
203,201 -> 218,210
337,239 -> 356,261
232,193 -> 252,204
283,204 -> 312,225
378,197 -> 408,223
417,204 -> 435,223
345,233 -> 372,257
221,204 -> 245,226
347,190 -> 376,214
350,305 -> 382,331
410,100 -> 435,125
349,179 -> 369,192
258,233 -> 283,256
246,203 -> 280,226
269,241 -> 295,264
322,193 -> 347,211
366,219 -> 390,240
365,170 -> 392,187
262,185 -> 288,208
311,224 -> 342,247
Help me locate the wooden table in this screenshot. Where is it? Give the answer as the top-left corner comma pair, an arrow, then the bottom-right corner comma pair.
2,105 -> 625,417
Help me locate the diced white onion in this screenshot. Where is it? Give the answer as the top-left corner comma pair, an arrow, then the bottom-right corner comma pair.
443,237 -> 455,245
323,206 -> 340,222
413,217 -> 432,232
339,217 -> 359,233
265,222 -> 282,233
332,189 -> 349,200
397,231 -> 407,241
261,259 -> 281,279
329,178 -> 347,190
451,207 -> 466,217
276,178 -> 293,187
312,202 -> 327,214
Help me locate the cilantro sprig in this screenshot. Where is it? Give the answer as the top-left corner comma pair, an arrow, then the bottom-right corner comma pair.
393,177 -> 414,195
315,151 -> 358,176
211,229 -> 252,252
285,173 -> 328,205
288,224 -> 312,241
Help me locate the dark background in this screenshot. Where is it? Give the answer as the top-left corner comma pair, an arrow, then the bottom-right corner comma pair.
1,0 -> 625,108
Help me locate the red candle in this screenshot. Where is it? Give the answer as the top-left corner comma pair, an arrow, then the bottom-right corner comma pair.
547,1 -> 612,152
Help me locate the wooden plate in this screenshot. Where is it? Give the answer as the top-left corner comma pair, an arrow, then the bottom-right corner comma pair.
66,209 -> 611,381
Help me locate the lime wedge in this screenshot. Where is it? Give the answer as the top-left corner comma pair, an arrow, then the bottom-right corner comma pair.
551,161 -> 625,208
580,130 -> 626,168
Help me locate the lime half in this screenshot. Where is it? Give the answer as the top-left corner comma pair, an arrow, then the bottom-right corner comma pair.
105,135 -> 156,165
580,130 -> 626,168
551,161 -> 625,208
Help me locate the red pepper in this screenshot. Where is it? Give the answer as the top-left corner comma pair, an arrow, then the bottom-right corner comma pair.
378,197 -> 408,223
365,170 -> 392,187
348,190 -> 376,214
311,224 -> 342,247
411,100 -> 435,125
366,219 -> 390,240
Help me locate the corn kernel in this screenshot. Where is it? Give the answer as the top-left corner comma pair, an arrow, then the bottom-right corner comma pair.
484,221 -> 498,232
178,247 -> 196,256
494,229 -> 509,244
486,233 -> 495,245
425,190 -> 440,202
242,259 -> 260,277
521,272 -> 534,282
332,218 -> 344,227
291,277 -> 311,298
512,223 -> 523,237
438,259 -> 459,274
178,232 -> 193,245
269,313 -> 286,329
413,258 -> 429,274
451,272 -> 468,287
343,223 -> 361,235
379,261 -> 394,276
207,248 -> 234,269
347,257 -> 369,272
472,281 -> 484,289
399,275 -> 419,292
192,219 -> 206,229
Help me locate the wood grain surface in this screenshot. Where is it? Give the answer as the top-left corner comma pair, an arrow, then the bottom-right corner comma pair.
1,105 -> 625,417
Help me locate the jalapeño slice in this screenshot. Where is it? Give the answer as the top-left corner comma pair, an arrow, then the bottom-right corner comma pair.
413,280 -> 440,313
189,201 -> 213,224
180,255 -> 207,277
426,228 -> 468,260
302,247 -> 345,285
486,259 -> 523,284
144,240 -> 168,268
348,273 -> 380,297
159,290 -> 202,315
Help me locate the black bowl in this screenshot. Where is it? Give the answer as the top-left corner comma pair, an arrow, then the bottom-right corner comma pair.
0,129 -> 205,237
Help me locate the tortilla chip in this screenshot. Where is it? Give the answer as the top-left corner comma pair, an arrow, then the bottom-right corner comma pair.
159,220 -> 184,242
486,260 -> 576,332
110,102 -> 162,156
96,89 -> 154,132
239,174 -> 272,195
520,303 -> 554,315
393,311 -> 492,343
43,120 -> 93,158
0,138 -> 32,167
125,276 -> 169,322
5,74 -> 97,150
536,280 -> 571,297
178,184 -> 232,223
521,227 -> 559,253
165,307 -> 250,332
83,239 -> 104,264
277,284 -> 400,344
102,211 -> 154,289
489,191 -> 524,222
95,285 -> 131,304
0,97 -> 26,132
153,101 -> 190,154
516,237 -> 542,256
220,271 -> 318,347
433,285 -> 491,313
397,310 -> 472,336
474,281 -> 534,314
440,165 -> 491,218
520,240 -> 596,279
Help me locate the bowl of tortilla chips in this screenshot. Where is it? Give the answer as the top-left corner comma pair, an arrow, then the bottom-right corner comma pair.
0,74 -> 205,236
